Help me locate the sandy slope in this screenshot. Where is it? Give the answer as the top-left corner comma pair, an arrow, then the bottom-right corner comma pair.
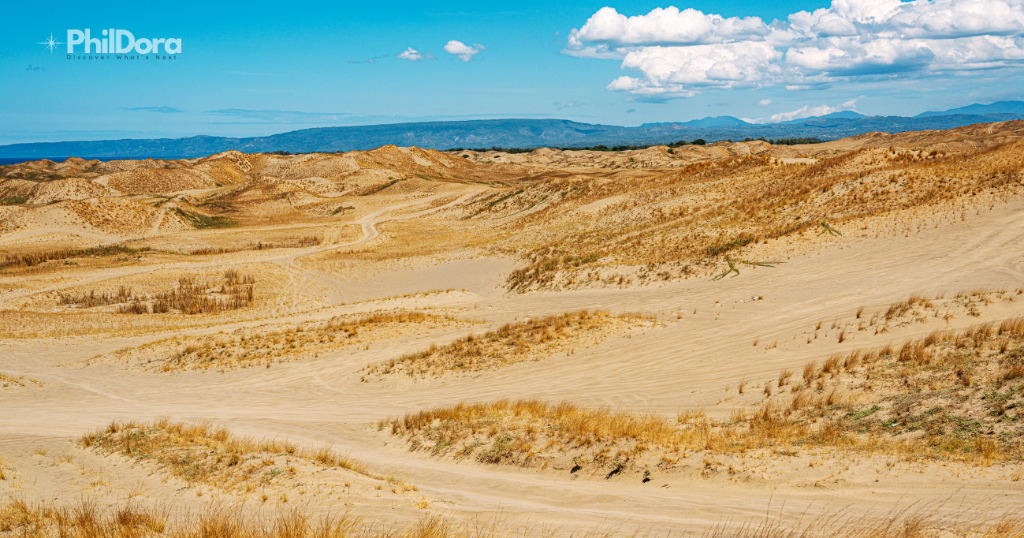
3,198 -> 1024,533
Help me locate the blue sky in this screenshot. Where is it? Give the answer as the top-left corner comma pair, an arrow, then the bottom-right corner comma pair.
4,0 -> 1024,144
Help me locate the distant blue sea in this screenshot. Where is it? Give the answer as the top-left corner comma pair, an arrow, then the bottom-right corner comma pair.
0,157 -> 189,165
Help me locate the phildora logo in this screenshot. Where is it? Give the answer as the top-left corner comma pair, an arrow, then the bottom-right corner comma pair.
53,29 -> 181,60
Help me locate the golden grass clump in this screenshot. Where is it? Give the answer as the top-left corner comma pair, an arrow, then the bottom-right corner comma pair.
365,310 -> 654,379
767,316 -> 1024,462
0,244 -> 150,270
0,372 -> 41,390
102,310 -> 467,372
79,420 -> 368,492
150,272 -> 255,315
57,271 -> 256,315
382,399 -> 817,473
883,293 -> 932,321
59,286 -> 140,308
189,235 -> 321,255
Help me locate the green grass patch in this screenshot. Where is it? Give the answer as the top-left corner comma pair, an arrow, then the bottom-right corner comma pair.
174,208 -> 236,229
0,195 -> 29,205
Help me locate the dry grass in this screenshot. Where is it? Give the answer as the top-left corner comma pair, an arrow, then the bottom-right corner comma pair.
493,141 -> 1024,291
382,399 -> 824,474
79,420 -> 370,492
383,317 -> 1024,472
58,271 -> 256,315
0,372 -> 41,390
59,286 -> 141,308
364,310 -> 654,379
0,244 -> 151,270
798,288 -> 1019,344
189,236 -> 321,255
768,317 -> 1024,462
3,496 -> 1024,538
98,310 -> 468,372
882,293 -> 933,321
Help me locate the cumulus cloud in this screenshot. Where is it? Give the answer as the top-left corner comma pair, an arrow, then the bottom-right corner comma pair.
568,6 -> 769,47
444,40 -> 483,61
757,98 -> 772,107
397,47 -> 425,61
609,41 -> 783,97
565,0 -> 1024,99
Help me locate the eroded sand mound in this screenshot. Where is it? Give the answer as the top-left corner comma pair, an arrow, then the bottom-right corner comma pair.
97,168 -> 221,195
459,140 -> 774,169
0,197 -> 189,240
28,178 -> 120,204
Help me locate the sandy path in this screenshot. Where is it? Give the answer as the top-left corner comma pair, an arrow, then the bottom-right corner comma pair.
0,191 -> 478,306
273,191 -> 483,303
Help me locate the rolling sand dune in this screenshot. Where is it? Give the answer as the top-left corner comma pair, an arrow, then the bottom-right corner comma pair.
2,121 -> 1024,536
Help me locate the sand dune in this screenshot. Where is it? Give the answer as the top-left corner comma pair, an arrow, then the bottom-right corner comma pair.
2,122 -> 1024,535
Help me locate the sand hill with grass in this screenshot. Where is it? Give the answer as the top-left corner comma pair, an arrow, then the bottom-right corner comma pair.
3,120 -> 1024,537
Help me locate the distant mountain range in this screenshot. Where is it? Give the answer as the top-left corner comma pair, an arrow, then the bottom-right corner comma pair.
915,100 -> 1024,117
1,101 -> 1022,159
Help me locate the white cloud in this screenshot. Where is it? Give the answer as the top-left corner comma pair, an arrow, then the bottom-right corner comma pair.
743,97 -> 860,124
444,40 -> 482,61
611,42 -> 784,96
568,6 -> 769,47
565,0 -> 1024,99
757,98 -> 772,107
554,101 -> 587,110
397,47 -> 423,61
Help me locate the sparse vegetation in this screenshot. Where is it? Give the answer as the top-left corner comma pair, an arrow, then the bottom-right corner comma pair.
365,310 -> 654,379
100,310 -> 468,371
5,496 -> 1023,538
0,372 -> 41,390
384,316 -> 1024,472
189,236 -> 320,255
174,207 -> 236,229
1,244 -> 150,269
79,420 -> 369,491
493,140 -> 1024,291
59,271 -> 255,315
768,317 -> 1024,461
0,195 -> 29,205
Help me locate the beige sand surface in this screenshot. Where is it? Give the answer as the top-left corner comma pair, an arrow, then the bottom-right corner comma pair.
3,127 -> 1024,535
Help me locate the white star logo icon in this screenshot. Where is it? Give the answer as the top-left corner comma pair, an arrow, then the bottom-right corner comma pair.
39,32 -> 63,54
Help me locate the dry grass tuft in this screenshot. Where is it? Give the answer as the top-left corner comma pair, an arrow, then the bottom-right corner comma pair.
382,399 -> 816,473
59,271 -> 256,315
1,244 -> 151,270
365,310 -> 655,379
883,293 -> 932,321
79,420 -> 370,492
767,316 -> 1024,462
190,236 -> 321,255
0,372 -> 42,390
97,310 -> 467,372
